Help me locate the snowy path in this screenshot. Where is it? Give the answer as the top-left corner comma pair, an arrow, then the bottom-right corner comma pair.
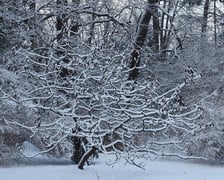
0,156 -> 224,180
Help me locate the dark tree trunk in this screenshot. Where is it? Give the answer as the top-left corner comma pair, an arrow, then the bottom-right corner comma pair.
213,0 -> 217,46
29,0 -> 36,49
128,49 -> 140,80
152,9 -> 160,53
134,7 -> 152,50
128,0 -> 158,80
71,136 -> 86,164
70,0 -> 80,36
88,14 -> 96,45
56,0 -> 68,42
160,0 -> 166,51
201,0 -> 210,33
78,146 -> 97,170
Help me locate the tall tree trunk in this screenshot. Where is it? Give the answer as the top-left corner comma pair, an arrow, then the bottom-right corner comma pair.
29,0 -> 36,49
56,0 -> 68,42
152,8 -> 160,53
213,0 -> 217,46
134,2 -> 154,49
128,0 -> 158,80
201,0 -> 210,34
162,0 -> 178,55
88,0 -> 98,45
161,0 -> 172,59
160,0 -> 166,52
70,0 -> 81,35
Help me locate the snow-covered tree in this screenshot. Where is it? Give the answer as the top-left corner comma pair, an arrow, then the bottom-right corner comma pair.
1,0 -> 224,168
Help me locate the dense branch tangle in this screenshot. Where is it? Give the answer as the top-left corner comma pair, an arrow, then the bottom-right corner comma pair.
12,39 -> 203,164
1,0 -> 204,167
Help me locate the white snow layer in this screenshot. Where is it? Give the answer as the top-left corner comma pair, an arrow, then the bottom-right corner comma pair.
0,155 -> 223,180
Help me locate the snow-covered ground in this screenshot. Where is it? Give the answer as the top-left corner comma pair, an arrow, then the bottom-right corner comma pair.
0,155 -> 224,180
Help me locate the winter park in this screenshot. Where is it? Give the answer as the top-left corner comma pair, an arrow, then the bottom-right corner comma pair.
1,0 -> 224,179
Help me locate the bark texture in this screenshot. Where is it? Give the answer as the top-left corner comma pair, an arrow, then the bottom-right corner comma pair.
128,0 -> 158,80
201,0 -> 210,33
78,146 -> 97,170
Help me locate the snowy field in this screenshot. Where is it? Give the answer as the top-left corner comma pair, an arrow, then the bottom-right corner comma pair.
0,155 -> 224,180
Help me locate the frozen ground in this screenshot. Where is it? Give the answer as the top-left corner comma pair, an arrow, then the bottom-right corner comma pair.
0,154 -> 224,180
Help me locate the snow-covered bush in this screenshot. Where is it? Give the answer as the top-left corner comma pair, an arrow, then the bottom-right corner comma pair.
0,37 -> 203,167
2,0 -> 224,168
